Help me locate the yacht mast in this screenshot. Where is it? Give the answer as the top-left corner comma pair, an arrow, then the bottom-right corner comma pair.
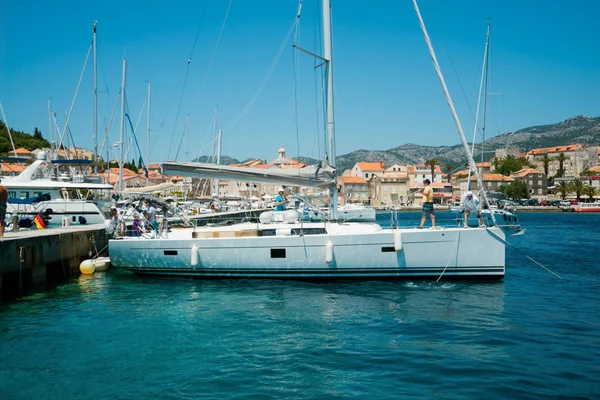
118,57 -> 127,193
146,82 -> 151,186
93,21 -> 98,168
480,20 -> 491,180
322,0 -> 337,220
467,21 -> 490,191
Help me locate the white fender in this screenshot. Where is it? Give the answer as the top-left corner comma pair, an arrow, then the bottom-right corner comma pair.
325,240 -> 334,264
394,230 -> 403,252
191,244 -> 199,267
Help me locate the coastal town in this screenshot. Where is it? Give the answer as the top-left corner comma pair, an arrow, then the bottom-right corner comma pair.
2,142 -> 599,208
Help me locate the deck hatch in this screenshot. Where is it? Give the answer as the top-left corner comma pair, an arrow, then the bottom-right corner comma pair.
381,247 -> 395,252
164,250 -> 178,256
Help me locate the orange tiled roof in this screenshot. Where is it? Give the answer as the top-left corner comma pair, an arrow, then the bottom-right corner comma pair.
475,162 -> 490,167
414,164 -> 443,173
148,163 -> 160,170
512,168 -> 544,178
527,144 -> 584,155
13,147 -> 31,155
588,166 -> 600,173
356,162 -> 384,171
1,164 -> 28,173
338,176 -> 367,184
470,173 -> 514,182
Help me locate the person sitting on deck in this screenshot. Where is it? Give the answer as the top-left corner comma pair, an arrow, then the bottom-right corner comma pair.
461,191 -> 485,228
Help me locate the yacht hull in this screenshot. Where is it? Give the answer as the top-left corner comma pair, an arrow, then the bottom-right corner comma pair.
109,224 -> 505,280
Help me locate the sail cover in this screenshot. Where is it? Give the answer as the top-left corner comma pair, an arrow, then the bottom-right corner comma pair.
162,160 -> 337,188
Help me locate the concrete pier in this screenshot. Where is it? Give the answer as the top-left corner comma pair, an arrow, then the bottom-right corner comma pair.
0,224 -> 108,299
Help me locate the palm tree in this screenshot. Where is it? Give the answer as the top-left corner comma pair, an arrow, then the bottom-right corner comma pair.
541,154 -> 550,176
569,180 -> 584,202
555,152 -> 567,178
444,163 -> 453,183
582,184 -> 598,202
491,157 -> 501,172
424,158 -> 439,182
555,181 -> 571,200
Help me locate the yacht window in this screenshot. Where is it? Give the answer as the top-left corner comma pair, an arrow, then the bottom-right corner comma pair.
33,191 -> 42,198
20,191 -> 29,199
8,191 -> 16,199
271,249 -> 286,258
60,188 -> 69,199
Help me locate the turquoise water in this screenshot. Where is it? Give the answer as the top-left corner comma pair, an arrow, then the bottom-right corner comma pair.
0,212 -> 598,399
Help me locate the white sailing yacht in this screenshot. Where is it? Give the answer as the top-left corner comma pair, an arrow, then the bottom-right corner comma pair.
108,0 -> 506,280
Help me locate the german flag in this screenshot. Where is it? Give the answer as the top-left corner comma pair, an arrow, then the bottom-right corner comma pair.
34,214 -> 46,230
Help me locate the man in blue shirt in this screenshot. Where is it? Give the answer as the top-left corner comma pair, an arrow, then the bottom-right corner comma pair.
274,188 -> 286,211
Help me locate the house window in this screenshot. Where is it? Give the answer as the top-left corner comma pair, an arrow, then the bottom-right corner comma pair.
487,182 -> 492,187
365,173 -> 369,178
538,180 -> 542,186
529,180 -> 533,186
538,189 -> 543,194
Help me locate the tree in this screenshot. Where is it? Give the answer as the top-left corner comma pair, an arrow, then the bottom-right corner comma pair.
444,163 -> 453,183
555,181 -> 571,200
541,154 -> 550,176
33,127 -> 43,140
500,180 -> 529,200
495,155 -> 524,176
582,184 -> 598,202
555,152 -> 567,178
569,180 -> 584,202
424,158 -> 439,182
138,156 -> 143,169
491,157 -> 501,172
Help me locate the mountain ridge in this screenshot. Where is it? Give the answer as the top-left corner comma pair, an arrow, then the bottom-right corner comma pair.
194,115 -> 600,169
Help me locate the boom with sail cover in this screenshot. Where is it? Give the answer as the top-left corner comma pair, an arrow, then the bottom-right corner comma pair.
162,160 -> 337,189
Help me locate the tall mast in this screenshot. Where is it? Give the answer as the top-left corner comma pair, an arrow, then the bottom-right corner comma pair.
213,106 -> 220,198
93,21 -> 98,167
146,81 -> 151,186
118,57 -> 127,193
47,98 -> 53,155
185,113 -> 190,161
322,0 -> 337,220
480,21 -> 491,179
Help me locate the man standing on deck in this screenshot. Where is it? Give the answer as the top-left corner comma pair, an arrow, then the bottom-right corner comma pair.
144,200 -> 158,231
0,177 -> 7,238
417,179 -> 436,229
274,188 -> 286,211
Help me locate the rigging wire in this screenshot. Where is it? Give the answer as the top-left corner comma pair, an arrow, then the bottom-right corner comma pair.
225,13 -> 301,132
57,41 -> 93,154
159,1 -> 211,160
202,0 -> 233,87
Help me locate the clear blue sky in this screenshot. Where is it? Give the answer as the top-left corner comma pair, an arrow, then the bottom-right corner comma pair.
1,0 -> 598,164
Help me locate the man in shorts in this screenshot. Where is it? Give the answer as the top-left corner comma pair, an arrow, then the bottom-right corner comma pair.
417,179 -> 436,229
0,177 -> 7,237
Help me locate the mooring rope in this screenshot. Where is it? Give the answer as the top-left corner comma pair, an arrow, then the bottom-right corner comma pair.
485,227 -> 562,279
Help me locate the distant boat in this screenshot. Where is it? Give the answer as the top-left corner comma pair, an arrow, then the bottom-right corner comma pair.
574,201 -> 600,212
4,151 -> 113,228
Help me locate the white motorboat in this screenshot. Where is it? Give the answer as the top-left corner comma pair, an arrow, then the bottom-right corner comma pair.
108,0 -> 506,281
4,151 -> 113,228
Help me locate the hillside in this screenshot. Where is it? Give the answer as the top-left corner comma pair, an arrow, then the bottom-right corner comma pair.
0,122 -> 51,156
191,115 -> 600,171
336,115 -> 600,170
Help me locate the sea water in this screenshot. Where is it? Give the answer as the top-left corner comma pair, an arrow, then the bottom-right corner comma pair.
0,212 -> 598,399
